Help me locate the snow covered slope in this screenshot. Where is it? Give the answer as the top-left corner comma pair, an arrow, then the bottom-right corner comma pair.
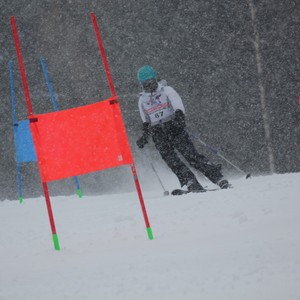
0,173 -> 299,300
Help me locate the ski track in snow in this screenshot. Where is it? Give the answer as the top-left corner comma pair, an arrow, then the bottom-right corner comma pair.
0,173 -> 300,300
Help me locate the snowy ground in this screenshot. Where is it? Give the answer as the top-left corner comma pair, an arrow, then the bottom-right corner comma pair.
1,172 -> 300,300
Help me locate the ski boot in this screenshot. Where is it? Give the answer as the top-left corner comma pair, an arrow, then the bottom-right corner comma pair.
187,180 -> 206,193
217,179 -> 230,189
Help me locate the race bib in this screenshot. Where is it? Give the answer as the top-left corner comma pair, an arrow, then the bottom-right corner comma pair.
142,92 -> 174,124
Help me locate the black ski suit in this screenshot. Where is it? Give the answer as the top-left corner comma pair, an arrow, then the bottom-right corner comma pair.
136,83 -> 224,188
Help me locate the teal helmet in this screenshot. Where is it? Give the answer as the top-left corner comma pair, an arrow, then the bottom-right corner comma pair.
137,65 -> 157,83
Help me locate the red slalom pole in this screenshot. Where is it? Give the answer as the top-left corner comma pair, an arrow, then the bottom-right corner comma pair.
10,16 -> 33,116
11,16 -> 60,250
90,12 -> 117,98
42,183 -> 60,250
91,12 -> 153,240
130,163 -> 153,240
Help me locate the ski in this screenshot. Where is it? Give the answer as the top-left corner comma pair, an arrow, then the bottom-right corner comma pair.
171,188 -> 215,196
171,185 -> 233,196
171,189 -> 192,195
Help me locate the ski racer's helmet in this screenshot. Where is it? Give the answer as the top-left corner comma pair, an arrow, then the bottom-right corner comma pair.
137,65 -> 157,83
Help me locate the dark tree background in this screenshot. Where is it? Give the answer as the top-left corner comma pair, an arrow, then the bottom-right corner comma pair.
0,0 -> 299,199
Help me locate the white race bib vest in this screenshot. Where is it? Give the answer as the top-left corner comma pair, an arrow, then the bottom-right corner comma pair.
141,92 -> 174,125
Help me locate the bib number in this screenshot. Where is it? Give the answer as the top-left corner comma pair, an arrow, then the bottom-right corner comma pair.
154,111 -> 164,118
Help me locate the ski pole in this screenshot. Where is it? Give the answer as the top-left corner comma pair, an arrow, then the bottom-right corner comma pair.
143,148 -> 170,196
187,127 -> 251,179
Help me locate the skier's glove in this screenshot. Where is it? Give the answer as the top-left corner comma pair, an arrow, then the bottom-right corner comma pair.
141,122 -> 150,136
136,136 -> 148,149
136,122 -> 150,148
173,109 -> 186,129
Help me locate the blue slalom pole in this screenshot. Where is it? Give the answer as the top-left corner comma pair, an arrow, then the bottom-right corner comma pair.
40,57 -> 59,111
16,163 -> 23,203
74,177 -> 82,198
40,57 -> 83,197
9,60 -> 23,203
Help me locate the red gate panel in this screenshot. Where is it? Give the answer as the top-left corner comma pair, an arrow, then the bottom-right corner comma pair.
30,98 -> 133,182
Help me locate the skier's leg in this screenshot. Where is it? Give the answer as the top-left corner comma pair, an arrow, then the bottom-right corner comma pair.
152,128 -> 203,190
174,131 -> 229,187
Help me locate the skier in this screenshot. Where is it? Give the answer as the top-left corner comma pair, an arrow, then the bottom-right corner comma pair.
136,65 -> 230,193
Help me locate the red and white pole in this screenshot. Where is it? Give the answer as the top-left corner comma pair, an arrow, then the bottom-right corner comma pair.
91,12 -> 153,240
10,16 -> 60,250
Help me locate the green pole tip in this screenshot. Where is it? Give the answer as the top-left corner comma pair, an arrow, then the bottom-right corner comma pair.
19,197 -> 23,204
77,189 -> 83,198
52,234 -> 60,251
147,227 -> 154,240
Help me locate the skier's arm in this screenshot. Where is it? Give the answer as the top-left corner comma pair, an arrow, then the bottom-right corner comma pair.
164,85 -> 186,130
137,96 -> 151,148
136,122 -> 150,149
138,97 -> 149,123
164,86 -> 185,113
